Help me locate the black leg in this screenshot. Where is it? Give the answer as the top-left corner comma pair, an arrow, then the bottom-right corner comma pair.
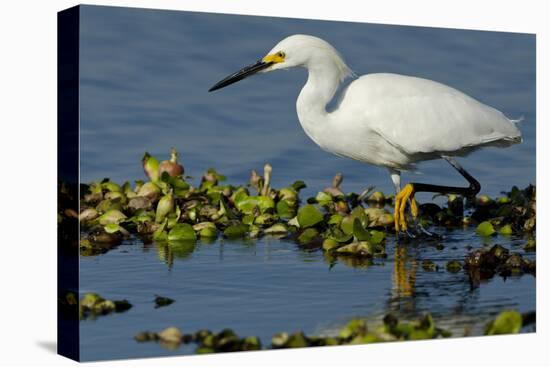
410,156 -> 481,197
394,156 -> 480,235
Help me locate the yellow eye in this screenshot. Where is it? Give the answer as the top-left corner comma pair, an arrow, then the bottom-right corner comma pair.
277,51 -> 285,58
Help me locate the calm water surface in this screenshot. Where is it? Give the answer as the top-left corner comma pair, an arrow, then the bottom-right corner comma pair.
78,5 -> 536,361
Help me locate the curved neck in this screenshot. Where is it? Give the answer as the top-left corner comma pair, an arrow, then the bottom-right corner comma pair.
296,62 -> 343,142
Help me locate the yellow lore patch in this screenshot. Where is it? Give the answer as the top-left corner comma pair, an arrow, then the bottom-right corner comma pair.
263,51 -> 285,64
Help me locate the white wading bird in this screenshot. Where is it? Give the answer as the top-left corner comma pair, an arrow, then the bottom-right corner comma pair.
209,34 -> 522,235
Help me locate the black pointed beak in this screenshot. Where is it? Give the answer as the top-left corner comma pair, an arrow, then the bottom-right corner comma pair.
208,60 -> 273,92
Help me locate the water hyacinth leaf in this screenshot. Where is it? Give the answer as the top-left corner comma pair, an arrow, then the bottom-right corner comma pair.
168,223 -> 197,241
156,193 -> 175,223
199,226 -> 217,238
219,197 -> 238,219
485,310 -> 522,335
254,213 -> 275,225
79,208 -> 99,222
336,242 -> 372,257
236,196 -> 274,214
369,230 -> 386,245
223,223 -> 249,239
128,209 -> 154,224
256,196 -> 275,212
142,152 -> 160,182
315,191 -> 333,206
322,238 -> 341,252
499,224 -> 513,235
158,327 -> 183,343
286,332 -> 309,348
276,200 -> 294,219
241,214 -> 255,225
339,319 -> 367,339
524,239 -> 536,252
101,181 -> 122,193
137,182 -> 161,202
446,260 -> 462,273
328,214 -> 343,225
476,221 -> 496,236
297,228 -> 319,245
297,204 -> 324,228
264,223 -> 288,235
153,219 -> 168,242
291,180 -> 307,192
166,205 -> 181,229
104,223 -> 125,234
232,189 -> 249,205
353,218 -> 372,241
98,209 -> 127,225
340,216 -> 355,235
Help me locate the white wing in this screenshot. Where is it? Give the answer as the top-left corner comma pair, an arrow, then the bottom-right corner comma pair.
339,73 -> 522,155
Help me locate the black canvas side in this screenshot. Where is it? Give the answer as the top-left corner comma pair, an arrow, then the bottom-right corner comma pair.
57,5 -> 80,362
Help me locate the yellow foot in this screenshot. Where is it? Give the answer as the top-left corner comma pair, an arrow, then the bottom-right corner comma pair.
394,183 -> 419,232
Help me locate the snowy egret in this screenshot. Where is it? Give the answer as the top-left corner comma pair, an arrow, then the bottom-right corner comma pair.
209,34 -> 522,235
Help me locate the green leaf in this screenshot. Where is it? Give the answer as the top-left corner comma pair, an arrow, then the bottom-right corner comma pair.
264,223 -> 289,235
218,196 -> 238,219
446,260 -> 462,273
297,204 -> 324,228
297,228 -> 319,245
369,230 -> 386,245
353,218 -> 372,241
322,238 -> 341,251
98,209 -> 127,225
223,223 -> 249,239
104,223 -> 122,234
152,219 -> 168,242
315,191 -> 333,206
499,224 -> 513,235
236,196 -> 275,214
485,310 -> 522,335
476,221 -> 496,236
336,242 -> 373,257
291,180 -> 307,192
276,200 -> 295,219
168,223 -> 197,241
101,181 -> 122,192
328,214 -> 343,225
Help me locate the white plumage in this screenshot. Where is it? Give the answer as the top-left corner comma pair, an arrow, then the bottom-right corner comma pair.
262,35 -> 522,170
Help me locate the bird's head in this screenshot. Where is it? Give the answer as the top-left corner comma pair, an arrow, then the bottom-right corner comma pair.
208,34 -> 352,92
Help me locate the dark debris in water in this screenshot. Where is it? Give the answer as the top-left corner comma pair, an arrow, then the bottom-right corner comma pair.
135,313 -> 450,353
79,293 -> 132,320
134,310 -> 533,354
464,244 -> 535,288
154,295 -> 175,309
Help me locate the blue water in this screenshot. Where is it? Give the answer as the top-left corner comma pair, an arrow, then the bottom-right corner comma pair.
77,5 -> 536,361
